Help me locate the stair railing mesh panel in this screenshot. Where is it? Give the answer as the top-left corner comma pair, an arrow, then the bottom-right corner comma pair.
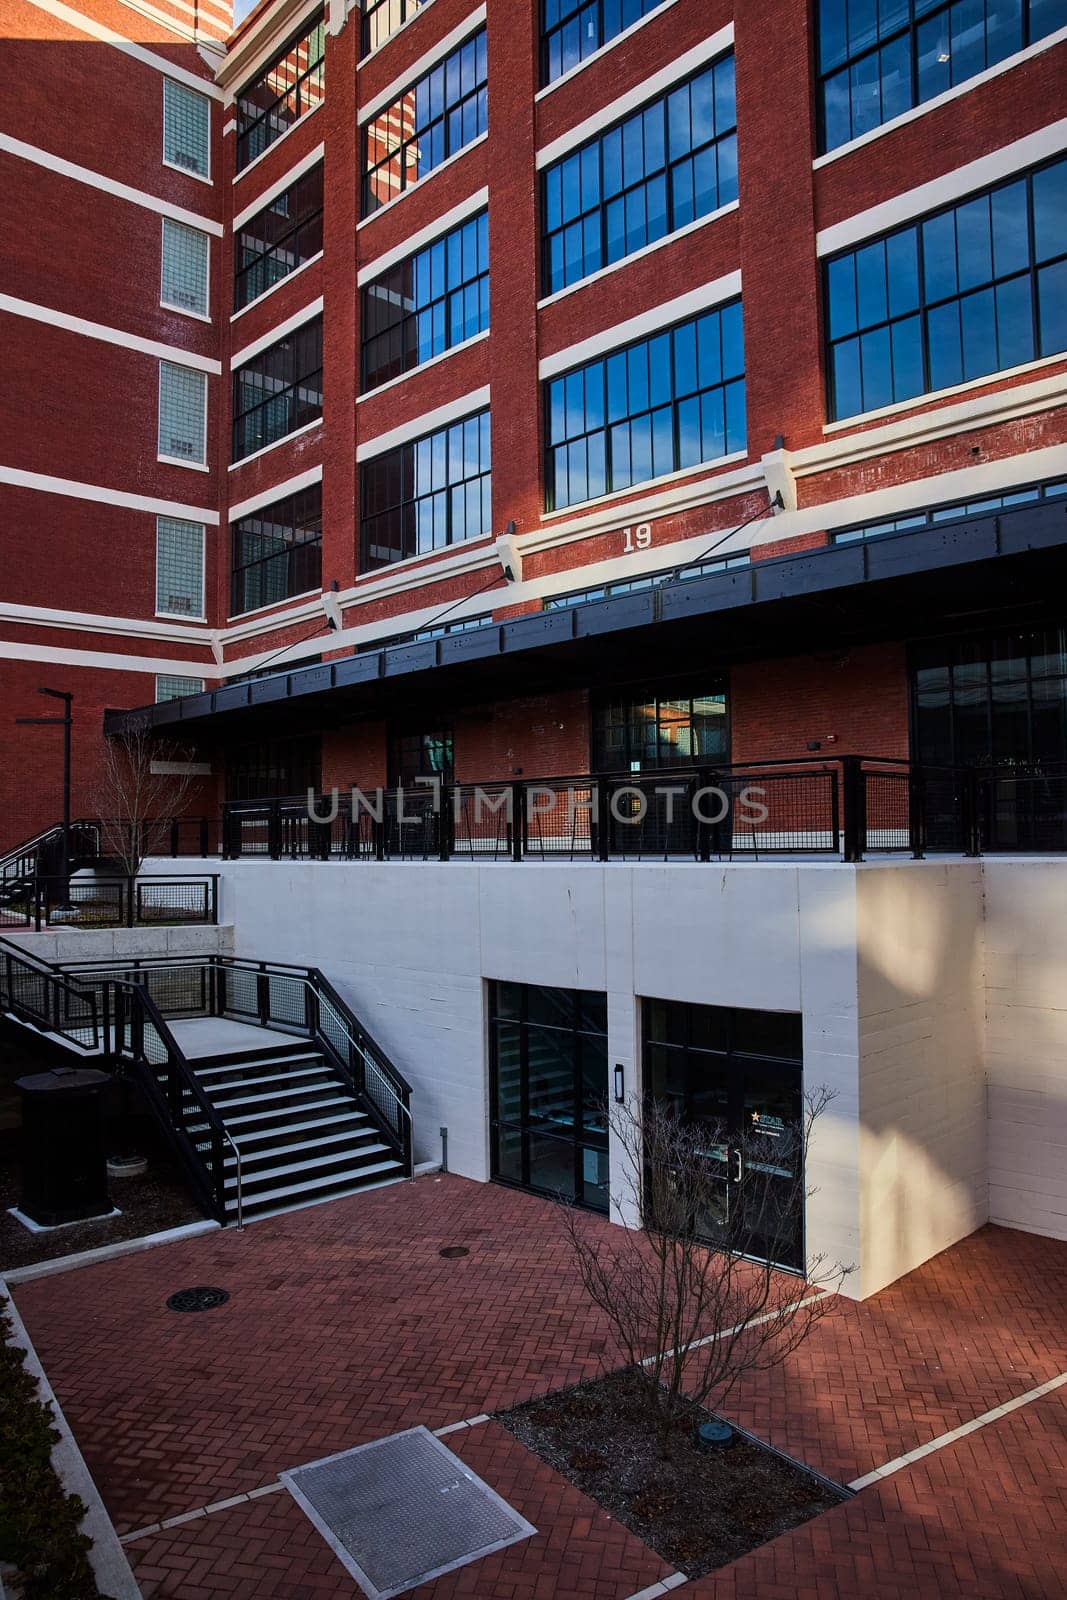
316,987 -> 409,1151
864,771 -> 911,851
1,947 -> 99,1049
266,972 -> 307,1026
223,965 -> 260,1019
317,990 -> 353,1062
525,781 -> 594,859
452,784 -> 514,859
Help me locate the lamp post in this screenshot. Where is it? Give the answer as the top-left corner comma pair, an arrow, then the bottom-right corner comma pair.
16,688 -> 73,891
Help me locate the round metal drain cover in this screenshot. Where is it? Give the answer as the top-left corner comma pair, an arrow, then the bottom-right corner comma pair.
439,1246 -> 469,1259
166,1286 -> 229,1313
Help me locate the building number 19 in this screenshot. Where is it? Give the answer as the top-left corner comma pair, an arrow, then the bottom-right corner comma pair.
622,523 -> 652,553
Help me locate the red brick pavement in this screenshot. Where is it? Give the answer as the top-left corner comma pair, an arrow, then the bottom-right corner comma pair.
129,1422 -> 674,1600
11,1175 -> 1067,1598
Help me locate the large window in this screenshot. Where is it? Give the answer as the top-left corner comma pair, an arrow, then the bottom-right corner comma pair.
362,210 -> 489,391
162,78 -> 210,179
232,316 -> 323,462
543,55 -> 736,294
236,12 -> 325,173
592,680 -> 728,772
826,157 -> 1067,420
161,219 -> 209,316
226,736 -> 322,800
362,0 -> 430,54
360,409 -> 492,570
156,517 -> 205,618
490,982 -> 609,1213
545,301 -> 745,511
231,482 -> 322,615
818,0 -> 1067,154
542,0 -> 665,86
234,164 -> 323,312
363,29 -> 487,216
913,625 -> 1067,769
388,724 -> 455,785
158,361 -> 207,465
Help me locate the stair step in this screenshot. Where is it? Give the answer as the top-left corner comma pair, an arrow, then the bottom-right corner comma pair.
192,1066 -> 329,1096
232,1161 -> 403,1211
225,1143 -> 391,1188
187,1093 -> 353,1132
225,1109 -> 370,1145
224,1126 -> 378,1164
195,1054 -> 324,1080
187,1082 -> 341,1114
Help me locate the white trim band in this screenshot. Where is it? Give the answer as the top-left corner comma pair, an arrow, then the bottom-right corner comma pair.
355,384 -> 491,461
230,296 -> 324,369
539,271 -> 742,377
816,118 -> 1067,257
0,294 -> 221,372
535,23 -> 734,170
21,0 -> 224,96
357,186 -> 489,285
232,142 -> 325,231
228,464 -> 323,522
0,133 -> 223,234
0,464 -> 220,523
535,0 -> 681,102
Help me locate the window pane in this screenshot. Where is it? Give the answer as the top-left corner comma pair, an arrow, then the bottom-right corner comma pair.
163,79 -> 210,177
161,220 -> 209,315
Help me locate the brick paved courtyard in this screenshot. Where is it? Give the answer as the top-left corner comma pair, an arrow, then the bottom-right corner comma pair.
11,1174 -> 1067,1599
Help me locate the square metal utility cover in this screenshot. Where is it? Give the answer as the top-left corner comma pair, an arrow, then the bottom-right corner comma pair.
281,1426 -> 536,1599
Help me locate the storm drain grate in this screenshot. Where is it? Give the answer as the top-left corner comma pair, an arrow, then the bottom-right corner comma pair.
166,1287 -> 229,1313
281,1426 -> 536,1599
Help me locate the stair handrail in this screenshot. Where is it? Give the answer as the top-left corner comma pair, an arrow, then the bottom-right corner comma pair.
0,932 -> 100,1050
307,969 -> 414,1177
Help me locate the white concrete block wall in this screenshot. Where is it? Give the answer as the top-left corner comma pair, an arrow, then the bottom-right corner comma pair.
984,861 -> 1067,1241
855,863 -> 987,1297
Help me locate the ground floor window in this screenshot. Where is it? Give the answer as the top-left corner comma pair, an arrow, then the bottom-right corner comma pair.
592,680 -> 728,773
912,625 -> 1067,770
388,724 -> 454,787
225,736 -> 321,801
489,982 -> 609,1213
644,999 -> 804,1270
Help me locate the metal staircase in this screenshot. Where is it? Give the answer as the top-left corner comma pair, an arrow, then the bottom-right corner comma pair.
0,939 -> 413,1224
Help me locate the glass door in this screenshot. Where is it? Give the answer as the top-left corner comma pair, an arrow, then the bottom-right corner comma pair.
643,1000 -> 804,1271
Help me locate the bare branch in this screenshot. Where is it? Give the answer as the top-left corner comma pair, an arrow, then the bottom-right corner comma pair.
89,729 -> 198,875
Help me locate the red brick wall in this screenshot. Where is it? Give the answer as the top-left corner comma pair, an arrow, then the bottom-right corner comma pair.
731,643 -> 911,765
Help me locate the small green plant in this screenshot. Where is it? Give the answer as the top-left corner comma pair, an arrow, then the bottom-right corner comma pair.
0,1306 -> 105,1599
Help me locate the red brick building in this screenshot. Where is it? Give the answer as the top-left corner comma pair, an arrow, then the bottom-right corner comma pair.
1,0 -> 1065,835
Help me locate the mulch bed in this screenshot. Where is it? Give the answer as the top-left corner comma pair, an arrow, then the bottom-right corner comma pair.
496,1368 -> 848,1578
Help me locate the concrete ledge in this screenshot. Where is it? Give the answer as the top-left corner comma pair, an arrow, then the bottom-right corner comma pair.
3,923 -> 235,964
1,1283 -> 141,1599
2,1219 -> 220,1284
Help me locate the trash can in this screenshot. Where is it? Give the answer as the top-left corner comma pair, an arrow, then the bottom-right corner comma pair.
15,1066 -> 112,1227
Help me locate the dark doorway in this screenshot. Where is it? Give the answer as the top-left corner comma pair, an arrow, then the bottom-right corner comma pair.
489,981 -> 609,1213
643,999 -> 804,1270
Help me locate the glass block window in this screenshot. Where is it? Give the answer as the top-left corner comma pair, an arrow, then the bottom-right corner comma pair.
162,79 -> 211,178
361,210 -> 489,391
817,0 -> 1067,155
161,219 -> 209,316
825,156 -> 1067,419
545,300 -> 746,511
363,29 -> 487,216
543,54 -> 737,294
156,675 -> 205,701
231,482 -> 322,614
363,0 -> 430,54
236,13 -> 325,172
158,362 -> 207,464
542,0 -> 665,86
234,163 -> 323,312
232,316 -> 323,462
156,517 -> 205,617
360,409 -> 492,570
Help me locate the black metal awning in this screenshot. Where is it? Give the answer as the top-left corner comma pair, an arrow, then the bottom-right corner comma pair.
106,497 -> 1067,743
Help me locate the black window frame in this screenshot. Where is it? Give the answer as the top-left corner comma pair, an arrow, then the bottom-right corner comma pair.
232,315 -> 324,463
234,162 -> 324,313
542,52 -> 737,296
225,735 -> 322,801
824,155 -> 1067,422
359,407 -> 492,572
541,0 -> 665,87
910,623 -> 1067,772
361,209 -> 489,392
591,677 -> 730,773
235,11 -> 326,174
388,723 -> 455,786
362,28 -> 487,217
816,0 -> 1066,156
361,0 -> 428,55
544,299 -> 746,512
489,980 -> 610,1215
230,482 -> 323,617
832,477 -> 1067,544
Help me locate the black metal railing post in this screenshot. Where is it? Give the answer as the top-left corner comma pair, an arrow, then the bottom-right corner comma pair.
268,802 -> 282,861
841,757 -> 866,863
127,877 -> 136,928
829,768 -> 841,856
511,784 -> 526,862
256,969 -> 271,1026
209,874 -> 219,925
962,768 -> 981,856
909,767 -> 927,859
594,778 -> 611,861
375,791 -> 387,861
438,785 -> 454,861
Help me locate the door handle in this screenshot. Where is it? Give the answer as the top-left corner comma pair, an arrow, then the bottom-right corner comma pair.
733,1147 -> 742,1183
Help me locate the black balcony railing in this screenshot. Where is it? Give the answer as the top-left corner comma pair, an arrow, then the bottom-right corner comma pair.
0,874 -> 219,931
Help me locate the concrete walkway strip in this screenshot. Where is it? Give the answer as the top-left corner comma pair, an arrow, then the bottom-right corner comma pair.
0,1282 -> 142,1599
848,1369 -> 1067,1490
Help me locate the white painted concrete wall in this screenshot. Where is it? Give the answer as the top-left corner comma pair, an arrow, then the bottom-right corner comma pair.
855,863 -> 987,1297
984,860 -> 1067,1241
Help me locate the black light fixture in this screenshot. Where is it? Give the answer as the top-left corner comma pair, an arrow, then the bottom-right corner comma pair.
613,1063 -> 625,1103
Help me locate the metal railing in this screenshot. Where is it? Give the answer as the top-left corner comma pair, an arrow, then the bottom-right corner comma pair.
0,874 -> 219,931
